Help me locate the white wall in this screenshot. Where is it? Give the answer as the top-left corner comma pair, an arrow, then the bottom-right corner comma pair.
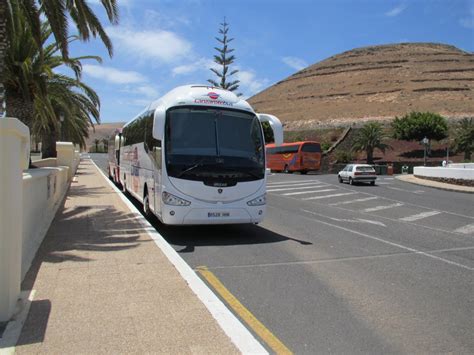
21,167 -> 69,279
447,163 -> 474,169
414,166 -> 474,180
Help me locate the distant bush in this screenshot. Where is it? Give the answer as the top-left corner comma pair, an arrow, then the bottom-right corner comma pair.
392,111 -> 448,142
334,150 -> 353,163
321,142 -> 332,151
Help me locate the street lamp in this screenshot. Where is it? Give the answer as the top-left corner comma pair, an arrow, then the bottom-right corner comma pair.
422,136 -> 429,166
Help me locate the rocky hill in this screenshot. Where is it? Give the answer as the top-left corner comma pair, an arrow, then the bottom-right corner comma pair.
248,43 -> 474,130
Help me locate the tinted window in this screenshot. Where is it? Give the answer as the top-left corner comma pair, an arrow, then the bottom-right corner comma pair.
356,166 -> 375,172
267,145 -> 299,154
301,143 -> 321,153
123,110 -> 161,149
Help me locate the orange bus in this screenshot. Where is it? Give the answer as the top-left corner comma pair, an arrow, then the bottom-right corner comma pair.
265,141 -> 321,174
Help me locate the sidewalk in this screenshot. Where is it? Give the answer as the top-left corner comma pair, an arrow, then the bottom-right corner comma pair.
13,159 -> 240,354
395,174 -> 474,193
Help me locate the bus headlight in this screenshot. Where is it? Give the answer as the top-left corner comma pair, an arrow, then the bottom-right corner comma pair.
162,192 -> 191,206
247,194 -> 266,206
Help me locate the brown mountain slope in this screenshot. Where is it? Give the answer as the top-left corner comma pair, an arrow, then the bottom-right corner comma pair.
248,43 -> 474,129
85,122 -> 125,151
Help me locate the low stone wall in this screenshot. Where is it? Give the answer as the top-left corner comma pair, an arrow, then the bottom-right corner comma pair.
21,167 -> 70,278
414,166 -> 474,187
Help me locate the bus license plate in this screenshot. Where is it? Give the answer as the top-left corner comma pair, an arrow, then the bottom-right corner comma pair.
208,212 -> 230,218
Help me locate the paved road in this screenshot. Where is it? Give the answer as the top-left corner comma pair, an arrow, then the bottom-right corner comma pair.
89,154 -> 474,354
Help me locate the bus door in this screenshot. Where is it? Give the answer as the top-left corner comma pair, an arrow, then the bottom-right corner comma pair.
151,146 -> 162,216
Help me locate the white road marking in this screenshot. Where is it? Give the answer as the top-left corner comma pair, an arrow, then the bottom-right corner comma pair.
302,192 -> 357,200
357,218 -> 387,226
266,181 -> 325,188
377,182 -> 391,185
266,179 -> 320,186
267,185 -> 328,192
399,211 -> 441,222
330,196 -> 379,206
301,209 -> 474,271
363,203 -> 404,212
282,188 -> 336,196
454,223 -> 474,235
387,186 -> 424,194
324,216 -> 387,227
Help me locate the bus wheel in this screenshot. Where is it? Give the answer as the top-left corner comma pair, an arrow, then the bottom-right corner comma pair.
301,170 -> 308,175
283,165 -> 289,173
143,191 -> 152,218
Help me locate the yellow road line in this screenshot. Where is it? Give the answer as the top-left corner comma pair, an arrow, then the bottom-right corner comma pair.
196,266 -> 292,355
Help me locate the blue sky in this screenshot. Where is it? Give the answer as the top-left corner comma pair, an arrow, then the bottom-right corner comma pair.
67,0 -> 474,123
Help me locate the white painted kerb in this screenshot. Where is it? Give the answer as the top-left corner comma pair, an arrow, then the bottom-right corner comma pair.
414,166 -> 474,180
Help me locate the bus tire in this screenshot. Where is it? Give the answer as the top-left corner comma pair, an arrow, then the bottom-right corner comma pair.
283,165 -> 289,173
143,190 -> 152,218
301,170 -> 308,175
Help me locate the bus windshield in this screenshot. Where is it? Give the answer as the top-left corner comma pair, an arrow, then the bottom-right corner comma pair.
165,107 -> 265,183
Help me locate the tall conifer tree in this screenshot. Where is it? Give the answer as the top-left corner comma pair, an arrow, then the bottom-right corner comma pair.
208,18 -> 240,93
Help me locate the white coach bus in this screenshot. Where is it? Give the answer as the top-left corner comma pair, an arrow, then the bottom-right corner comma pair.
119,85 -> 282,225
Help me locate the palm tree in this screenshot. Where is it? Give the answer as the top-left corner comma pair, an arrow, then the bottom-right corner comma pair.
452,118 -> 474,161
93,138 -> 100,153
5,5 -> 101,157
101,137 -> 108,151
1,0 -> 118,118
352,122 -> 391,164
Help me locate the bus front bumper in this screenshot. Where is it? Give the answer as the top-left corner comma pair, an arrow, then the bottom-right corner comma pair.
161,205 -> 266,225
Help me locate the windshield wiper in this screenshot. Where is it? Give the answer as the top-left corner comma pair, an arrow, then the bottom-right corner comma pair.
177,160 -> 206,178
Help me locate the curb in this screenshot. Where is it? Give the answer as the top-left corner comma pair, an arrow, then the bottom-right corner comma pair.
395,175 -> 474,194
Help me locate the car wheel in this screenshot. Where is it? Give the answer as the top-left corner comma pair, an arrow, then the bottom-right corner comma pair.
338,175 -> 343,183
349,177 -> 354,185
370,181 -> 375,186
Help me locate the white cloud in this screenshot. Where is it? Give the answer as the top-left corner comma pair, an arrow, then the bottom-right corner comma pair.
235,69 -> 270,98
83,64 -> 146,84
385,4 -> 407,17
282,56 -> 308,71
172,58 -> 217,76
106,26 -> 192,63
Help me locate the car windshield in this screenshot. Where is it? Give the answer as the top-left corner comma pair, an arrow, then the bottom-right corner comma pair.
356,166 -> 375,172
165,107 -> 265,183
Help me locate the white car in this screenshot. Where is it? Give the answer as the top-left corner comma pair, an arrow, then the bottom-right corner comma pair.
338,164 -> 377,185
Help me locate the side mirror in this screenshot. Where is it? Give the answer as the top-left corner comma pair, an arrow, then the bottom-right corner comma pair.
257,113 -> 283,146
152,106 -> 166,140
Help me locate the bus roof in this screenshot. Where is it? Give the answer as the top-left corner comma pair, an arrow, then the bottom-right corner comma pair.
265,141 -> 320,148
149,85 -> 254,113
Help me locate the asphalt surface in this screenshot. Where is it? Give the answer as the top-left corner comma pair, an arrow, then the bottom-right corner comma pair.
89,153 -> 474,354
